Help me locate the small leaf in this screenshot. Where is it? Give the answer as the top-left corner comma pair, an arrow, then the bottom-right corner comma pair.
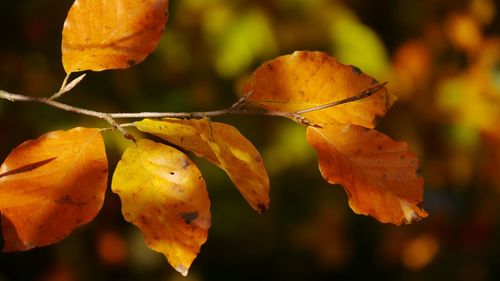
111,139 -> 210,276
61,0 -> 169,73
306,124 -> 427,225
0,128 -> 108,251
243,51 -> 397,128
135,118 -> 270,213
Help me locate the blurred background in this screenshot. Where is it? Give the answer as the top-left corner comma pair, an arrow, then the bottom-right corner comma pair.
1,0 -> 500,280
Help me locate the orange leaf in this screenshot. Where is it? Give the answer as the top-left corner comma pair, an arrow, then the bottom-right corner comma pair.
306,124 -> 427,225
0,128 -> 108,251
61,0 -> 169,73
243,51 -> 397,128
135,118 -> 270,213
112,139 -> 210,276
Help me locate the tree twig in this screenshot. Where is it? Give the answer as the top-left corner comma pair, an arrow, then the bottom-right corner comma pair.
0,89 -> 135,140
1,82 -> 387,134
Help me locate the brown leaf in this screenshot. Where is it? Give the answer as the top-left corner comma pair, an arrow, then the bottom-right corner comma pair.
243,51 -> 397,128
112,139 -> 210,276
306,124 -> 427,225
0,128 -> 108,251
135,118 -> 270,213
61,0 -> 169,73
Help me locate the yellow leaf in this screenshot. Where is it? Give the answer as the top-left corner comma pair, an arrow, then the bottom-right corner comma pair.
135,118 -> 270,213
242,51 -> 397,128
306,124 -> 427,225
61,0 -> 169,73
111,139 -> 210,276
0,128 -> 108,251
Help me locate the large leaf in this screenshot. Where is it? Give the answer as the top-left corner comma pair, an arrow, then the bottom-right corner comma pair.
135,118 -> 270,213
242,51 -> 397,128
0,128 -> 108,251
61,0 -> 169,73
306,124 -> 427,225
111,139 -> 210,276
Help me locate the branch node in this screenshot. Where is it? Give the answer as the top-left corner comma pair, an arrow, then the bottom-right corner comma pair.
102,114 -> 136,142
49,73 -> 86,100
291,113 -> 322,128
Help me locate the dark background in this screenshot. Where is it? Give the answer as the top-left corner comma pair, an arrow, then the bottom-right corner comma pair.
1,0 -> 500,280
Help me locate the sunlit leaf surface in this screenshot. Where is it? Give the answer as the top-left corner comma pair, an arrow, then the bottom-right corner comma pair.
62,0 -> 169,73
135,118 -> 270,213
243,51 -> 396,128
307,124 -> 427,225
0,128 -> 108,251
111,139 -> 210,276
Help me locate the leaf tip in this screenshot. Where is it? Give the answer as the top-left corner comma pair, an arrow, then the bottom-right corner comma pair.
256,202 -> 269,214
399,199 -> 428,225
175,264 -> 189,276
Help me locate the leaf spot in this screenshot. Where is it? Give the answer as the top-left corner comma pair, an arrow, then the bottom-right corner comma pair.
416,169 -> 423,177
181,212 -> 199,225
350,65 -> 362,75
127,59 -> 136,67
256,203 -> 268,213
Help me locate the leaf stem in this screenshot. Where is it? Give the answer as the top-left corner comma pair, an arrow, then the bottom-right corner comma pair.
295,82 -> 387,115
58,72 -> 71,92
50,73 -> 86,100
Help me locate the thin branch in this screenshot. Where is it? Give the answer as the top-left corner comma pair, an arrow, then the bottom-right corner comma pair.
107,108 -> 291,119
0,89 -> 134,140
0,82 -> 387,133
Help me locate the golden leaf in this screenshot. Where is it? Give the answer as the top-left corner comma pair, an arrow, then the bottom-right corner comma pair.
62,0 -> 169,73
243,51 -> 397,128
135,118 -> 270,213
111,139 -> 210,276
306,124 -> 427,225
0,128 -> 108,251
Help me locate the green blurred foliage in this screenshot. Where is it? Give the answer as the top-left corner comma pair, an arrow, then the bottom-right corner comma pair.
1,0 -> 500,280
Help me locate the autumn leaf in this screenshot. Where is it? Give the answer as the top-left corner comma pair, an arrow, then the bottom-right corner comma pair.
0,128 -> 108,251
61,0 -> 169,73
242,51 -> 397,128
111,139 -> 211,276
135,118 -> 270,213
306,124 -> 427,225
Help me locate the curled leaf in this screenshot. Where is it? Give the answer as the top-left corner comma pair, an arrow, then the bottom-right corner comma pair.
135,118 -> 270,213
62,0 -> 169,73
243,51 -> 397,128
306,124 -> 427,225
0,128 -> 108,251
112,139 -> 211,276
